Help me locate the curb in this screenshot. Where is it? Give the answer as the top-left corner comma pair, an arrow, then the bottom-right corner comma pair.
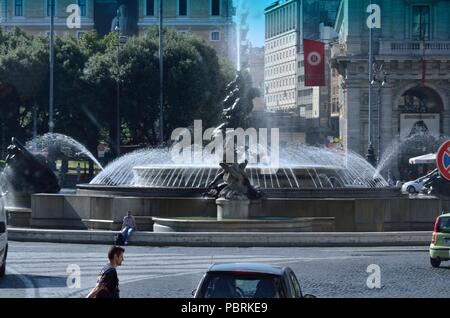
7,228 -> 433,247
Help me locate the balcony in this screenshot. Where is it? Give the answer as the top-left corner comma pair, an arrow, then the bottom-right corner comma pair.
379,40 -> 450,56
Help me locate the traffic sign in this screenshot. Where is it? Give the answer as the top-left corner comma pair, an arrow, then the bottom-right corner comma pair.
436,141 -> 450,180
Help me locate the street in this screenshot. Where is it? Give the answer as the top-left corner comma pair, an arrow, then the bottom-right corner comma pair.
0,241 -> 449,298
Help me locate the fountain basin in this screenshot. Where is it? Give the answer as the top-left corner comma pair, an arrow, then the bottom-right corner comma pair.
76,184 -> 401,198
152,216 -> 336,232
28,190 -> 443,232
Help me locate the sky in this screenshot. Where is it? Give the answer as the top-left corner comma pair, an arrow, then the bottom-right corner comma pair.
235,0 -> 274,48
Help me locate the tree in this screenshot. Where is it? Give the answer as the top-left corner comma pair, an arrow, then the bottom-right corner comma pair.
0,28 -> 48,141
117,35 -> 160,145
144,27 -> 234,141
0,26 -> 236,159
82,37 -> 121,155
53,35 -> 102,161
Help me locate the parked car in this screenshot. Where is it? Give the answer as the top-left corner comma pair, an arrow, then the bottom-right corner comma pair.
401,175 -> 430,194
193,263 -> 315,298
0,193 -> 7,277
430,213 -> 450,268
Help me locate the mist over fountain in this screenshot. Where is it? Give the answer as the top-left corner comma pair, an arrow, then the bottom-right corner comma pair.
89,144 -> 388,190
90,72 -> 387,192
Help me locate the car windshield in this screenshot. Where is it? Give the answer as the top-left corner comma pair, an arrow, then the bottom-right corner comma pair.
199,273 -> 285,298
438,217 -> 450,233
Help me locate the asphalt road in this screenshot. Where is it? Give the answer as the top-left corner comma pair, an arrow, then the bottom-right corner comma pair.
0,241 -> 449,298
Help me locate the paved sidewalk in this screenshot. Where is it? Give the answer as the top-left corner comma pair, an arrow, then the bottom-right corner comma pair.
6,227 -> 432,247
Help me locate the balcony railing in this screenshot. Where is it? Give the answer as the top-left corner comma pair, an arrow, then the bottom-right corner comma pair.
379,40 -> 450,56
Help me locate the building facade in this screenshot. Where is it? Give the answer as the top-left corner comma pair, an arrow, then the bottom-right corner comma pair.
0,0 -> 236,64
332,0 -> 450,177
264,0 -> 340,144
264,0 -> 298,112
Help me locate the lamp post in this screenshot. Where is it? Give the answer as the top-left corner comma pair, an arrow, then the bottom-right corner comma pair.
365,16 -> 378,166
49,0 -> 55,133
115,9 -> 121,156
371,62 -> 387,161
159,0 -> 164,146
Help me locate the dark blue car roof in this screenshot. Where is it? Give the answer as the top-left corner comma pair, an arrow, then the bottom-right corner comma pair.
207,263 -> 286,276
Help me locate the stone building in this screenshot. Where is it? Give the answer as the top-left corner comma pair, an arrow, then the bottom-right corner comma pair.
264,0 -> 340,145
332,0 -> 450,177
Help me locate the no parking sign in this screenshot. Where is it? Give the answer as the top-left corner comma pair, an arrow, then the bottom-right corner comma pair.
436,141 -> 450,180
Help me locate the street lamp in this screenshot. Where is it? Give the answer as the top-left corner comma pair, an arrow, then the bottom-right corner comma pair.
371,62 -> 387,161
366,15 -> 376,167
159,0 -> 164,146
115,9 -> 121,156
49,0 -> 55,133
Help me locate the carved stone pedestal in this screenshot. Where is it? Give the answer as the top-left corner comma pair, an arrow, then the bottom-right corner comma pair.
216,198 -> 250,220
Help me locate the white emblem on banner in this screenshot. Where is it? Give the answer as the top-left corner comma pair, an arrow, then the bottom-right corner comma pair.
307,52 -> 321,66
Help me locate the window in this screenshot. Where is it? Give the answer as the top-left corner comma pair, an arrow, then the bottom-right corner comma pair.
14,0 -> 23,16
211,0 -> 220,16
211,31 -> 220,41
179,0 -> 187,16
412,5 -> 430,40
78,0 -> 86,17
146,0 -> 155,16
47,0 -> 55,17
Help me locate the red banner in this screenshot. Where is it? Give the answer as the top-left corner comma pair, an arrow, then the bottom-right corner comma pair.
304,39 -> 325,86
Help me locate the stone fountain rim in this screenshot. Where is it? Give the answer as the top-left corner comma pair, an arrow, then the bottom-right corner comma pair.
152,216 -> 335,224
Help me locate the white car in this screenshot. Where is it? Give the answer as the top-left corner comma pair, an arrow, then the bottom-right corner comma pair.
401,176 -> 429,194
0,194 -> 7,277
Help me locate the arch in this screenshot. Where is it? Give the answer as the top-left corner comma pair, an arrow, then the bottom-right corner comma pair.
391,83 -> 448,181
393,82 -> 448,113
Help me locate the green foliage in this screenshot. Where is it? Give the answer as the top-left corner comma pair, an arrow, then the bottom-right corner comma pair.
0,26 -> 236,154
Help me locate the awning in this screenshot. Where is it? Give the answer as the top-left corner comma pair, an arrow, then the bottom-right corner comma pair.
409,153 -> 436,165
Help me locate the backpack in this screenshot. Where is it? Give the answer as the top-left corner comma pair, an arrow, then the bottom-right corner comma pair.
115,233 -> 125,246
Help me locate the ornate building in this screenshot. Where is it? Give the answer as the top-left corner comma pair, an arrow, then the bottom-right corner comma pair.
332,0 -> 450,177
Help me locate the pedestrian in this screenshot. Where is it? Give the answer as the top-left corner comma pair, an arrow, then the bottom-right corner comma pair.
76,163 -> 81,183
121,211 -> 137,245
87,246 -> 124,298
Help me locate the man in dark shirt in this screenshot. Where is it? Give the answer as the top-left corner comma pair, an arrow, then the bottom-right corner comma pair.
88,246 -> 124,298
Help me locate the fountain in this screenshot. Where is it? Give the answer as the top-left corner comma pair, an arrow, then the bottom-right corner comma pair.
1,134 -> 102,228
12,73 -> 445,232
25,133 -> 104,171
375,132 -> 449,178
